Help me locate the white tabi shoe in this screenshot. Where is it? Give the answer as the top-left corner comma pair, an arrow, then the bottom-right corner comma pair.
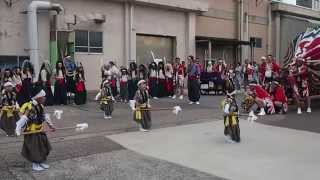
307,107 -> 312,113
40,163 -> 50,169
258,109 -> 266,116
172,95 -> 176,99
104,115 -> 108,119
297,108 -> 302,114
196,101 -> 200,105
139,128 -> 149,132
179,95 -> 183,100
32,163 -> 45,171
107,116 -> 112,119
153,97 -> 158,99
189,101 -> 194,105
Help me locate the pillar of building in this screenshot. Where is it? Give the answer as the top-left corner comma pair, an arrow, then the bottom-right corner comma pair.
186,12 -> 196,57
275,12 -> 281,62
124,2 -> 136,65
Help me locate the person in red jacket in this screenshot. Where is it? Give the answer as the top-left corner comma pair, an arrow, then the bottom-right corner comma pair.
270,81 -> 288,114
248,83 -> 275,116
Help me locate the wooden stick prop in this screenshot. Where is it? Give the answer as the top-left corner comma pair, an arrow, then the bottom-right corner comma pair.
21,123 -> 88,135
129,101 -> 182,115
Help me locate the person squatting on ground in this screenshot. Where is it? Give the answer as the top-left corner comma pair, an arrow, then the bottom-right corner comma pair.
247,83 -> 275,116
15,88 -> 55,171
133,80 -> 152,132
95,80 -> 115,119
222,91 -> 241,143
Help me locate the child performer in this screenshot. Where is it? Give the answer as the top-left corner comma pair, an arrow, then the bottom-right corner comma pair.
15,87 -> 55,171
95,80 -> 115,119
0,82 -> 19,136
222,91 -> 240,143
133,80 -> 152,132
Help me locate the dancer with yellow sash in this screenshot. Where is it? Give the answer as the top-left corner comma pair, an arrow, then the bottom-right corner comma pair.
222,90 -> 241,143
0,82 -> 19,136
15,86 -> 55,171
133,80 -> 151,132
95,79 -> 115,119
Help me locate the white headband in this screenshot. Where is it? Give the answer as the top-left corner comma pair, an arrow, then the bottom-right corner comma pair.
32,90 -> 46,99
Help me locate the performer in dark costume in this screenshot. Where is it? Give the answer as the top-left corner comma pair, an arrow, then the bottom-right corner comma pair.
19,60 -> 34,106
38,62 -> 54,106
165,63 -> 174,97
187,56 -> 201,104
0,82 -> 19,136
63,56 -> 77,104
133,80 -> 152,132
95,80 -> 114,119
15,88 -> 55,171
157,62 -> 166,98
1,68 -> 14,87
120,67 -> 129,103
128,62 -> 138,100
74,63 -> 87,105
148,62 -> 158,99
13,67 -> 23,105
138,64 -> 148,81
53,61 -> 67,105
222,90 -> 240,143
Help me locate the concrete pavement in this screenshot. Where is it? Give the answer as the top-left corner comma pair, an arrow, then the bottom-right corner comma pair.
1,94 -> 320,180
108,120 -> 320,180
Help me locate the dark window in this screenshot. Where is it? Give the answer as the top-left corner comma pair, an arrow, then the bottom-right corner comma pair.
250,37 -> 262,48
296,0 -> 312,8
75,30 -> 103,53
0,56 -> 29,69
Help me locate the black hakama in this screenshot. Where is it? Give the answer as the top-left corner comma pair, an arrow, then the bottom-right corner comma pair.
0,110 -> 18,136
128,79 -> 138,100
100,100 -> 113,116
224,115 -> 240,142
157,79 -> 166,98
134,108 -> 152,130
74,81 -> 87,105
54,79 -> 67,105
120,82 -> 129,101
188,78 -> 200,102
42,81 -> 54,106
22,133 -> 52,163
148,77 -> 158,98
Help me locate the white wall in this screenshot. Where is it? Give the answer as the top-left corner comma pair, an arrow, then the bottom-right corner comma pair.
56,0 -> 125,90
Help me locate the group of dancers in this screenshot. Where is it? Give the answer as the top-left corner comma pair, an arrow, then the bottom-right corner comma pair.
0,53 -> 313,171
0,57 -> 86,171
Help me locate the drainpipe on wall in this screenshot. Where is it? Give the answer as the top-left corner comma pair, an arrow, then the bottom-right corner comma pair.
238,0 -> 244,63
28,1 -> 63,79
267,1 -> 272,55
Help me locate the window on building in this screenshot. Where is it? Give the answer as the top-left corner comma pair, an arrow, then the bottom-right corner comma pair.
0,56 -> 29,69
314,0 -> 320,10
75,30 -> 103,53
296,0 -> 313,8
250,37 -> 262,48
